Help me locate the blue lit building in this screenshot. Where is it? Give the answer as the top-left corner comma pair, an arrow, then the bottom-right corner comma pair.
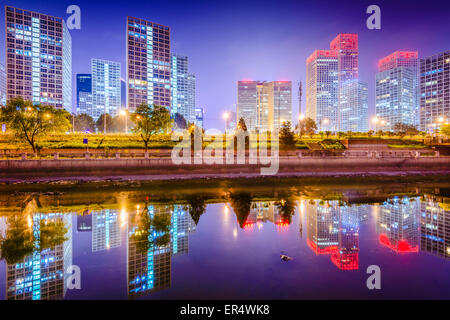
127,16 -> 171,112
76,74 -> 92,114
195,107 -> 204,128
0,63 -> 6,105
91,58 -> 121,120
375,51 -> 419,130
5,6 -> 72,112
420,51 -> 450,131
171,54 -> 196,123
339,79 -> 368,132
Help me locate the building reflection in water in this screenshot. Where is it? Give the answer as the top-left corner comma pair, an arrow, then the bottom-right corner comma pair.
92,210 -> 121,252
127,204 -> 195,298
420,196 -> 450,259
306,200 -> 368,270
376,197 -> 420,253
5,212 -> 72,300
1,195 -> 449,300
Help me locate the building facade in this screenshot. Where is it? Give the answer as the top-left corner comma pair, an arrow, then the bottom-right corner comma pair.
339,79 -> 368,132
127,16 -> 171,112
171,54 -> 195,123
306,50 -> 339,131
195,107 -> 204,128
0,63 -> 6,105
375,51 -> 419,130
76,74 -> 92,114
237,80 -> 292,132
419,51 -> 450,132
91,58 -> 121,119
5,6 -> 72,112
306,34 -> 360,132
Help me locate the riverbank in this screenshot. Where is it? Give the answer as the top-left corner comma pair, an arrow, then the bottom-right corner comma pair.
0,155 -> 449,183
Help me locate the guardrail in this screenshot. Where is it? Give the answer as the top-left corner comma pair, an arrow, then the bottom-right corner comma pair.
0,149 -> 441,161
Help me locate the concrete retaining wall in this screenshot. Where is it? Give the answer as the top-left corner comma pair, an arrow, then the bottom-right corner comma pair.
0,156 -> 449,179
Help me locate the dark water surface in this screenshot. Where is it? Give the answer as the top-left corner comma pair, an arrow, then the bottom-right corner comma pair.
0,179 -> 449,300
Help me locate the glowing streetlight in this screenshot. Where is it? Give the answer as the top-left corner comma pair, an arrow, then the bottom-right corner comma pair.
222,112 -> 230,133
298,114 -> 305,121
120,109 -> 128,133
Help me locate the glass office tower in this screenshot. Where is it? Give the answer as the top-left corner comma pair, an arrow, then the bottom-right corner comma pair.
5,6 -> 72,112
127,16 -> 171,112
375,51 -> 419,130
171,54 -> 196,123
91,58 -> 121,119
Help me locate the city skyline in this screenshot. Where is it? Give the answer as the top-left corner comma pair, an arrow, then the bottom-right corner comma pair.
1,0 -> 449,130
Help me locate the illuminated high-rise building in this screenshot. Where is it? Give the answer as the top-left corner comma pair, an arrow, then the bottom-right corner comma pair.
0,63 -> 6,105
6,212 -> 72,300
195,107 -> 204,128
375,51 -> 419,130
339,79 -> 368,132
237,80 -> 292,132
91,59 -> 121,120
306,34 -> 359,132
419,51 -> 450,132
306,50 -> 338,131
171,54 -> 196,123
126,16 -> 171,112
5,6 -> 72,112
76,74 -> 92,114
420,197 -> 450,259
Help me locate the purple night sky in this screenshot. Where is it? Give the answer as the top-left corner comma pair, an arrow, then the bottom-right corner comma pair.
1,0 -> 449,129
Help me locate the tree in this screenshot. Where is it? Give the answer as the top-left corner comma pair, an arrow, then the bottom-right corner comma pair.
185,195 -> 207,225
0,97 -> 71,153
74,113 -> 95,132
298,117 -> 317,137
393,122 -> 419,137
237,117 -> 248,131
173,113 -> 187,129
440,124 -> 450,137
279,121 -> 296,150
229,192 -> 252,229
96,113 -> 113,133
132,104 -> 173,152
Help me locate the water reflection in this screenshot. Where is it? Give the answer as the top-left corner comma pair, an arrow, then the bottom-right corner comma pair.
0,191 -> 449,300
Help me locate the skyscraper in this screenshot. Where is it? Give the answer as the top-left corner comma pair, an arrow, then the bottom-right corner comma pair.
339,79 -> 368,132
419,51 -> 450,132
306,50 -> 338,131
306,34 -> 361,132
171,54 -> 196,123
5,6 -> 72,112
237,80 -> 292,132
127,16 -> 171,112
0,63 -> 6,105
195,107 -> 204,128
91,58 -> 121,119
375,51 -> 419,130
76,74 -> 92,114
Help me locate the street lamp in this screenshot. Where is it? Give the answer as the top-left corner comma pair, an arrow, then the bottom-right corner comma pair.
120,109 -> 128,133
222,112 -> 230,133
